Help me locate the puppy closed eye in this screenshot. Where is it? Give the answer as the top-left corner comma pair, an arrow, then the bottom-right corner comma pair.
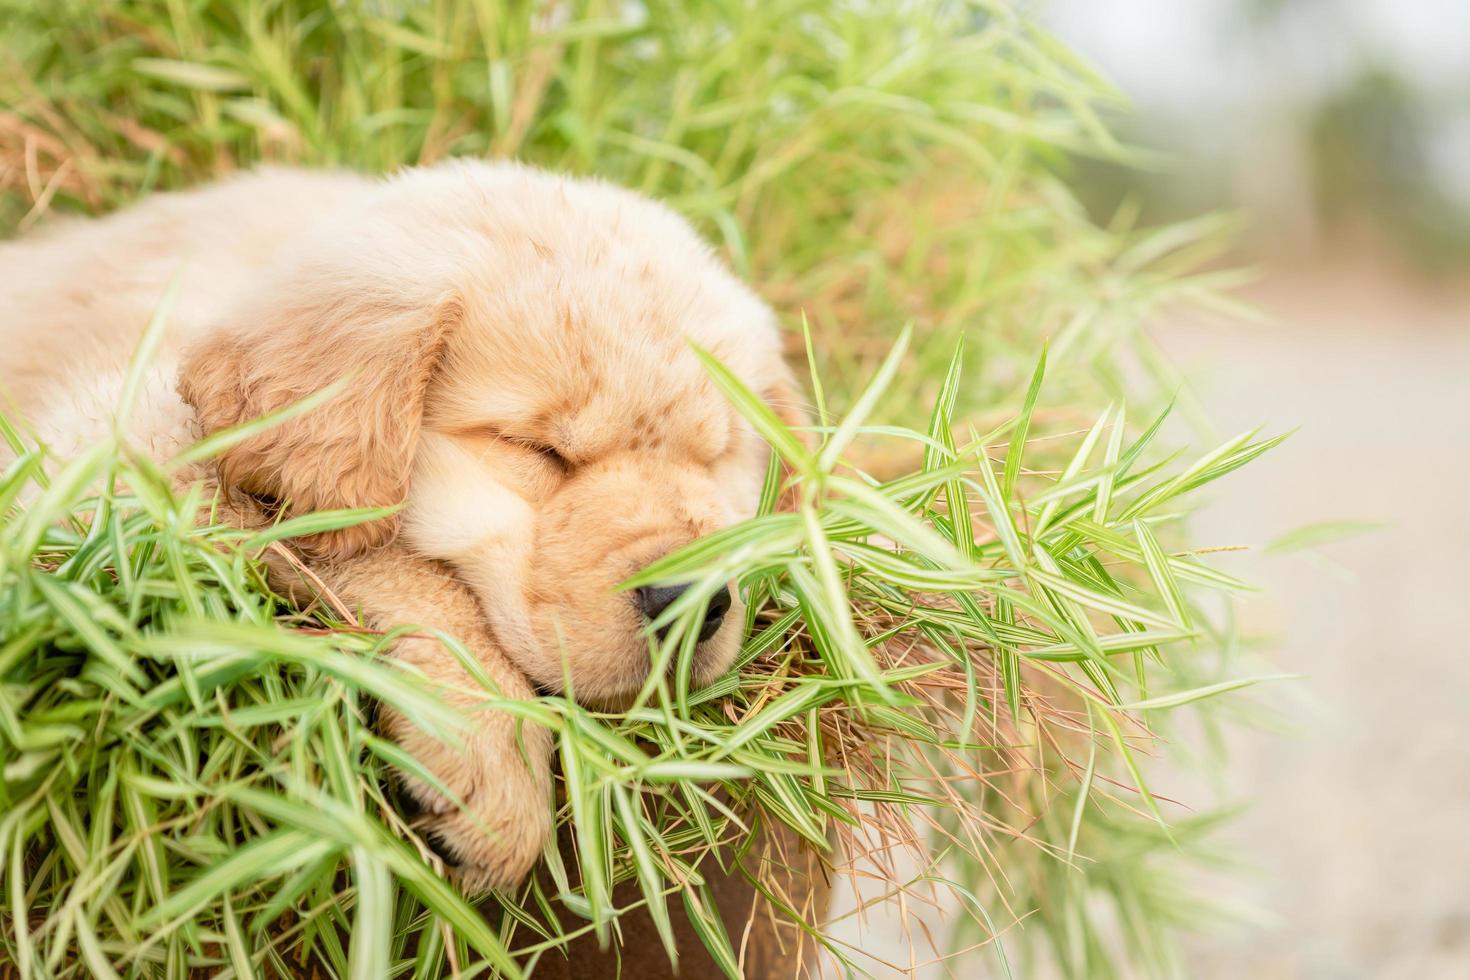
504,436 -> 570,471
454,422 -> 571,471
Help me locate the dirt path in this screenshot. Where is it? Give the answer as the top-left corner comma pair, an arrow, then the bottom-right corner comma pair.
822,258 -> 1470,977
1159,258 -> 1470,978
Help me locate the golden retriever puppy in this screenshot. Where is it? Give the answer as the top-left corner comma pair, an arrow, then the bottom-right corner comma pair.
0,161 -> 803,890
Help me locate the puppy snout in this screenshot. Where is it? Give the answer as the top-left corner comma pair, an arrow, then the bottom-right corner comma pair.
636,582 -> 733,642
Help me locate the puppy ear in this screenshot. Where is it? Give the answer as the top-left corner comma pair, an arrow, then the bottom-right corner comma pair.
179,276 -> 459,560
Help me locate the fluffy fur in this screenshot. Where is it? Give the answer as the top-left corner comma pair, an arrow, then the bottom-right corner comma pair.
0,162 -> 803,890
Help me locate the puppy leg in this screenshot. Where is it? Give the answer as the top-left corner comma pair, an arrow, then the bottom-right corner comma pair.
303,549 -> 553,890
187,476 -> 551,889
311,551 -> 553,890
246,528 -> 554,892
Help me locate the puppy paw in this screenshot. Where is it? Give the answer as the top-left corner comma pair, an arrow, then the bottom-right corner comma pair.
388,709 -> 554,892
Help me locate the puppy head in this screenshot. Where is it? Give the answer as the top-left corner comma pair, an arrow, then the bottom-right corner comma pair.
181,162 -> 804,705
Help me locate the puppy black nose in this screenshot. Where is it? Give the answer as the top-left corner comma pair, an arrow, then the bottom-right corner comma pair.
637,583 -> 733,642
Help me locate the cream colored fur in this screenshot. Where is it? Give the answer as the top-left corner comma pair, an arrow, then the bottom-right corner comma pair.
0,161 -> 803,890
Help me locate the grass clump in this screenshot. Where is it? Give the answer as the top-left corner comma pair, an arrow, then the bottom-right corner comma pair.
0,340 -> 1283,977
1,1 -> 1283,976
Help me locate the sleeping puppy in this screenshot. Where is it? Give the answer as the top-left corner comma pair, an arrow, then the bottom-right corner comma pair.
0,161 -> 803,890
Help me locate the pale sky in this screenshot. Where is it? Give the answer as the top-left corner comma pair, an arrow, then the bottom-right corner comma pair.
1042,0 -> 1470,203
1044,0 -> 1470,110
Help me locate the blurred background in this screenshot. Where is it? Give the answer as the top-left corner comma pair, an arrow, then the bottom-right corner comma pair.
1045,2 -> 1470,977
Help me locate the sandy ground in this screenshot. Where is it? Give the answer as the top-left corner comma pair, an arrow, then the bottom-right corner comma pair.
1158,258 -> 1470,978
825,256 -> 1470,977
